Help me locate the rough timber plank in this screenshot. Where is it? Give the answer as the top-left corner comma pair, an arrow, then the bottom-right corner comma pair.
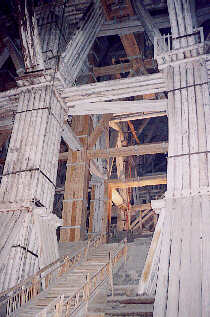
87,142 -> 168,160
108,173 -> 167,189
59,142 -> 168,161
67,99 -> 167,115
61,115 -> 90,242
61,72 -> 166,106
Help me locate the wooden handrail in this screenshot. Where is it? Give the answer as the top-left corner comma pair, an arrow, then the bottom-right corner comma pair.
64,238 -> 127,317
0,233 -> 106,316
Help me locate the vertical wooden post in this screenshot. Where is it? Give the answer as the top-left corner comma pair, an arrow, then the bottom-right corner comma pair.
88,185 -> 95,238
61,115 -> 90,242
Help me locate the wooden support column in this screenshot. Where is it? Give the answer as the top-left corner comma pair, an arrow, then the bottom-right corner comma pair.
0,74 -> 64,291
61,116 -> 90,242
154,1 -> 210,316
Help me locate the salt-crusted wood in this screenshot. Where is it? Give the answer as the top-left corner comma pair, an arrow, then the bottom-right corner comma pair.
68,99 -> 167,115
0,74 -> 64,290
59,0 -> 104,86
153,1 -> 210,316
89,114 -> 108,235
138,199 -> 165,296
61,72 -> 166,108
0,84 -> 64,210
16,0 -> 44,72
132,0 -> 166,53
33,207 -> 62,269
62,122 -> 82,151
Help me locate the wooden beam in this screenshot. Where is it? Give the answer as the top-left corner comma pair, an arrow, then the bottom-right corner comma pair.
62,122 -> 82,150
120,33 -> 148,75
59,142 -> 168,161
108,173 -> 167,189
97,6 -> 210,37
87,142 -> 168,160
67,99 -> 167,115
111,111 -> 166,122
0,47 -> 9,69
128,120 -> 140,144
3,37 -> 24,75
88,113 -> 112,149
60,115 -> 90,242
130,203 -> 151,212
93,59 -> 155,77
131,0 -> 165,46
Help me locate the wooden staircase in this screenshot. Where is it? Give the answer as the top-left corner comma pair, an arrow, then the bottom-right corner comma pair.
0,236 -> 127,317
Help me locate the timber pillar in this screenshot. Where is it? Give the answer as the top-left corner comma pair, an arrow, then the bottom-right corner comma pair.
0,72 -> 64,291
154,0 -> 210,315
61,115 -> 90,242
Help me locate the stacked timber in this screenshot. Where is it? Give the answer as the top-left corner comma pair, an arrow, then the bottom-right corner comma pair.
153,1 -> 210,316
0,85 -> 64,210
61,72 -> 166,108
59,0 -> 104,85
0,82 -> 64,291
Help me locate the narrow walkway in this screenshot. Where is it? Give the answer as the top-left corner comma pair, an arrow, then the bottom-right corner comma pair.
6,241 -> 126,317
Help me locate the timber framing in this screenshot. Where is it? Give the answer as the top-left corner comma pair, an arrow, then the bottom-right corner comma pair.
0,0 -> 209,315
107,173 -> 167,189
59,142 -> 168,161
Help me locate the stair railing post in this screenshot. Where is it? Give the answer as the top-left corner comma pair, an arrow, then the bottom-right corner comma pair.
108,251 -> 114,298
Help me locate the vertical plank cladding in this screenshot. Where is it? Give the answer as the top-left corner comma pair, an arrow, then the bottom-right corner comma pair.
0,85 -> 64,210
0,82 -> 64,291
153,1 -> 210,316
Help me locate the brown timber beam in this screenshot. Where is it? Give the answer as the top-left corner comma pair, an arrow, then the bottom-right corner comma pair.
108,173 -> 167,189
87,142 -> 168,160
93,59 -> 155,77
59,142 -> 168,161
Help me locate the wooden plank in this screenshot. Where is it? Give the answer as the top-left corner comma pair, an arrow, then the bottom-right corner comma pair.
88,114 -> 112,149
97,6 -> 210,37
67,99 -> 167,115
62,122 -> 82,150
61,72 -> 166,105
93,59 -> 155,77
108,173 -> 167,189
87,142 -> 168,160
128,120 -> 140,144
60,115 -> 90,242
59,142 -> 168,161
